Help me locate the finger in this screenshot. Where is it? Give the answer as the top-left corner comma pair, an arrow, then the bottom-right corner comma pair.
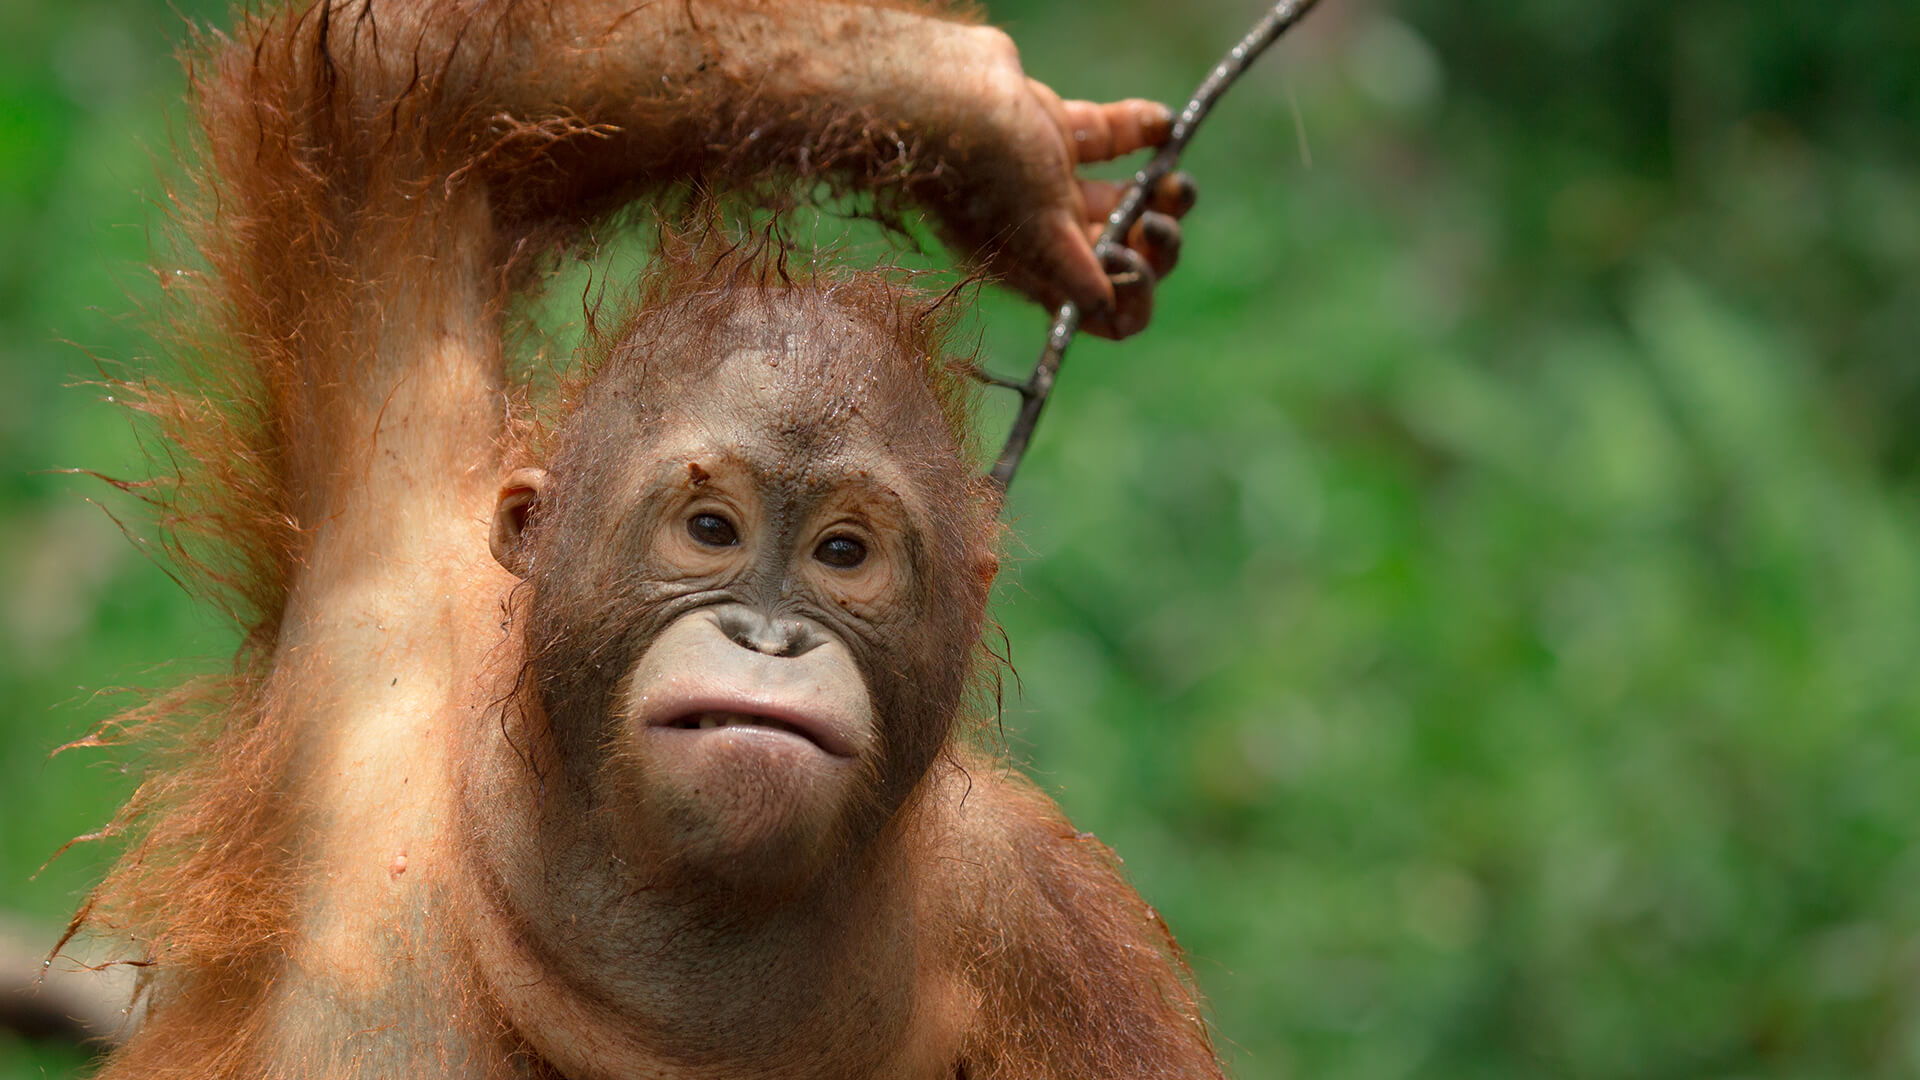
1078,175 -> 1195,241
1082,246 -> 1155,340
1038,212 -> 1117,319
1125,211 -> 1182,280
1056,98 -> 1173,164
1079,178 -> 1124,225
1148,171 -> 1198,218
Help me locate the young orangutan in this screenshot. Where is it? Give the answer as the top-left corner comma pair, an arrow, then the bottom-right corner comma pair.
69,1 -> 1217,1076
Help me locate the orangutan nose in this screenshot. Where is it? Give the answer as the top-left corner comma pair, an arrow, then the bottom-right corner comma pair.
715,607 -> 825,658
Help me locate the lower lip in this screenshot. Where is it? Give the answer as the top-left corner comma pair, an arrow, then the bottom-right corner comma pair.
647,714 -> 842,757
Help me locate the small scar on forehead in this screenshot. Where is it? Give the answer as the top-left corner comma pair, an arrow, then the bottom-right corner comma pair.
687,462 -> 710,485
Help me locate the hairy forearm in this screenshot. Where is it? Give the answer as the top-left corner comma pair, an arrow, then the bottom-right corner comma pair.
191,0 -> 1023,528
497,1 -> 1022,220
220,0 -> 1016,225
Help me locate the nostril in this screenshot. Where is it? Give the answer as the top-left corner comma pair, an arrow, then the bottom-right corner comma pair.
715,610 -> 764,654
716,609 -> 821,657
775,623 -> 823,658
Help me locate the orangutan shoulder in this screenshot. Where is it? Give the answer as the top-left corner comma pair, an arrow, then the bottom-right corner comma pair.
916,746 -> 1219,1076
918,742 -> 1170,967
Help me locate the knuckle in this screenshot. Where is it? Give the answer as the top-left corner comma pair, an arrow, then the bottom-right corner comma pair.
969,26 -> 1020,65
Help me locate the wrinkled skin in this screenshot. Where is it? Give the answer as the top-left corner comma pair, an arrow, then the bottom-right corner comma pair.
510,304 -> 981,856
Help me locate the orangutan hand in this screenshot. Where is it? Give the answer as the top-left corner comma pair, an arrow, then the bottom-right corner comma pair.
928,29 -> 1199,341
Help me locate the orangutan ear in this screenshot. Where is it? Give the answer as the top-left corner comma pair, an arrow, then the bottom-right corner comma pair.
490,467 -> 550,578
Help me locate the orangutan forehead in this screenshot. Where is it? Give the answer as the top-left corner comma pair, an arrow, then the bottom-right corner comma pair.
708,293 -> 899,380
673,345 -> 925,461
651,297 -> 937,429
568,286 -> 967,475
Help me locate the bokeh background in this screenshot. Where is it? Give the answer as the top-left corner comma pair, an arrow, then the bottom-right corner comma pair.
4,0 -> 1920,1075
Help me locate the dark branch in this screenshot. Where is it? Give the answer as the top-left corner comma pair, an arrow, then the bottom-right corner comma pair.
986,0 -> 1326,494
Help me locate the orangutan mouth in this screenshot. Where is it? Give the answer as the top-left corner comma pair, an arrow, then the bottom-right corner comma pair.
653,708 -> 854,757
677,711 -> 806,736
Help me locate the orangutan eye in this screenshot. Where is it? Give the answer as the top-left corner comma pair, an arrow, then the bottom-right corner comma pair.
814,535 -> 867,569
687,513 -> 739,547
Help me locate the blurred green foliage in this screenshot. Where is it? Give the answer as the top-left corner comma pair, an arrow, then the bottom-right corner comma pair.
4,0 -> 1919,1076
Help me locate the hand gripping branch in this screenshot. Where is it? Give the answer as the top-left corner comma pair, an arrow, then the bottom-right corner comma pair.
985,0 -> 1326,494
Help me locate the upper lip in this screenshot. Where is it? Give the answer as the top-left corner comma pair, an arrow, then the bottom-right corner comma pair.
645,693 -> 857,757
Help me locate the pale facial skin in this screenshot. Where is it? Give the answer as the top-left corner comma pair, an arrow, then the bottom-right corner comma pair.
490,330 -> 955,885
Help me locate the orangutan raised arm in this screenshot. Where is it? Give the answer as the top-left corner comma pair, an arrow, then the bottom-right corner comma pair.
200,0 -> 1182,526
71,3 -> 1218,1078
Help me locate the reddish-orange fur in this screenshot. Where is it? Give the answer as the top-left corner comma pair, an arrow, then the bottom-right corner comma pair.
65,2 -> 1224,1076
